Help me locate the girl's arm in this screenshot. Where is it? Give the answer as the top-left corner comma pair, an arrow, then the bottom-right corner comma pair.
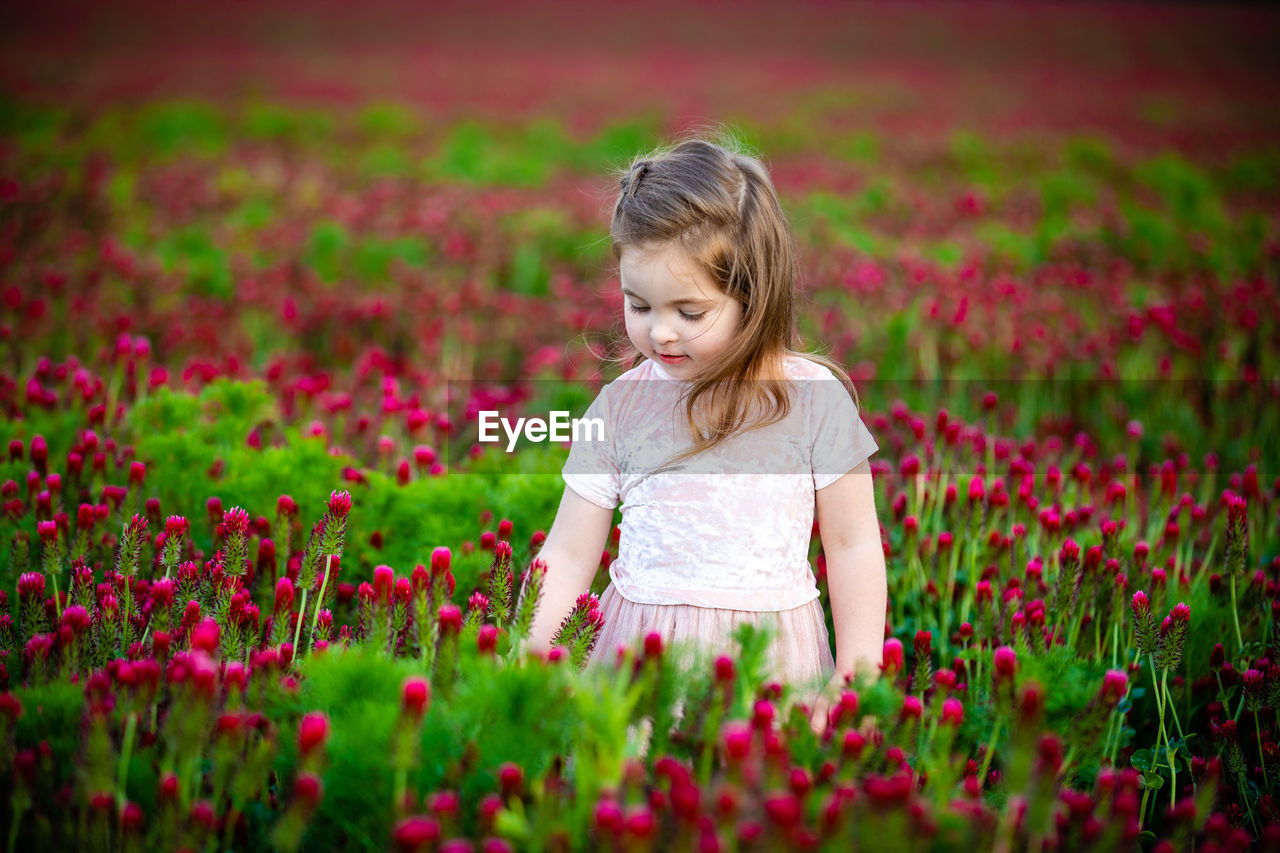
525,485 -> 615,653
815,458 -> 886,685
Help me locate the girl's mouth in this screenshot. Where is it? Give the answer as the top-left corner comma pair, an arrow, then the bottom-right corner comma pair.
658,354 -> 687,364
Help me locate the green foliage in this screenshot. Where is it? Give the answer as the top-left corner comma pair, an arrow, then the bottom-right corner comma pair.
950,130 -> 998,188
428,121 -> 554,187
572,117 -> 662,173
343,470 -> 492,586
800,191 -> 885,254
304,220 -> 351,283
242,102 -> 337,144
1062,135 -> 1113,173
126,381 -> 347,552
0,97 -> 70,151
302,220 -> 433,285
293,644 -> 582,848
153,226 -> 234,300
494,208 -> 605,295
975,221 -> 1038,270
355,102 -> 421,139
352,235 -> 433,280
359,144 -> 413,179
292,648 -> 419,851
12,681 -> 84,778
134,101 -> 229,159
1134,152 -> 1227,234
227,197 -> 276,232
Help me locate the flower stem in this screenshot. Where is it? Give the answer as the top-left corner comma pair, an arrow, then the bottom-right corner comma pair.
291,588 -> 309,657
50,570 -> 63,624
1258,722 -> 1271,790
116,711 -> 138,812
977,716 -> 1003,788
1229,574 -> 1244,654
1162,667 -> 1185,740
305,555 -> 333,661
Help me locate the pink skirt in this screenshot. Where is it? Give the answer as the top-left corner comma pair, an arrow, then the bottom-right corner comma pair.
586,583 -> 836,699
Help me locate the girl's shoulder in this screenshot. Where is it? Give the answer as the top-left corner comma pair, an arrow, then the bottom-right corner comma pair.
780,353 -> 840,382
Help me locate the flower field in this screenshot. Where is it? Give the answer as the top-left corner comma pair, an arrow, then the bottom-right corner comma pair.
1,1 -> 1279,850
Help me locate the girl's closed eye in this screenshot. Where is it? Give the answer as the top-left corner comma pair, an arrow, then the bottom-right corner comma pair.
627,303 -> 706,322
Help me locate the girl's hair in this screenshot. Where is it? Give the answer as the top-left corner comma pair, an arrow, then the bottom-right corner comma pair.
609,131 -> 859,468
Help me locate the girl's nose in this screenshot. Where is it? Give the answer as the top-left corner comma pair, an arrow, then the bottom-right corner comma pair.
651,317 -> 677,344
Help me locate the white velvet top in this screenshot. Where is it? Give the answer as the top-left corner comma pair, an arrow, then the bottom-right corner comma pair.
561,354 -> 878,611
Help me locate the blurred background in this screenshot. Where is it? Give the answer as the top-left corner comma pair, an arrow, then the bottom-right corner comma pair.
0,0 -> 1276,511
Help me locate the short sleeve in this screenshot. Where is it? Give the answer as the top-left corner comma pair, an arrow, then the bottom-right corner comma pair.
809,377 -> 878,490
560,384 -> 620,509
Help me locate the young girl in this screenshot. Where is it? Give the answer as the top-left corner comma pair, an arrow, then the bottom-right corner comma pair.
527,136 -> 886,734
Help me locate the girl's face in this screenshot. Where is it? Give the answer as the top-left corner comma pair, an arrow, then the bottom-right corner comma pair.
619,241 -> 743,379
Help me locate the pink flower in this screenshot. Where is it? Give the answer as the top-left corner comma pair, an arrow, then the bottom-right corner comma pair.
402,676 -> 431,720
968,477 -> 985,504
594,798 -> 624,835
274,577 -> 295,612
191,618 -> 220,655
722,721 -> 752,761
941,698 -> 964,726
298,712 -> 330,756
1101,670 -> 1128,704
993,646 -> 1017,681
714,655 -> 736,685
498,762 -> 523,797
394,817 -> 440,852
293,774 -> 324,811
763,792 -> 802,828
373,565 -> 394,606
477,625 -> 498,655
881,638 -> 904,678
222,506 -> 250,537
752,699 -> 775,731
327,490 -> 352,520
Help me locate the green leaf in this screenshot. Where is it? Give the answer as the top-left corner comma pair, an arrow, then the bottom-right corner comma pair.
1129,748 -> 1154,772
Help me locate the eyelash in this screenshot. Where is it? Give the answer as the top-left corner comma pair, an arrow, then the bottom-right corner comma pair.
627,304 -> 706,323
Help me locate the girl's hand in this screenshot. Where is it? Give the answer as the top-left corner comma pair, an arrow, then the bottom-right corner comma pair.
807,675 -> 879,741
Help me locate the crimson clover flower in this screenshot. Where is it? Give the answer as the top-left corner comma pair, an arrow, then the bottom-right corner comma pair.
1130,591 -> 1157,655
1154,602 -> 1190,671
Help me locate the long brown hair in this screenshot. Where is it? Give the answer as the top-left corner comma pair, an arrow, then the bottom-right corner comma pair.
609,131 -> 860,469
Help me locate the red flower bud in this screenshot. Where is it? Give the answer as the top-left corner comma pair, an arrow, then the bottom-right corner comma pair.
438,604 -> 462,635
327,490 -> 352,519
714,655 -> 736,685
393,817 -> 440,852
191,618 -> 220,655
498,762 -> 523,798
643,631 -> 663,660
881,638 -> 904,677
722,721 -> 752,761
402,676 -> 431,720
298,712 -> 330,756
993,645 -> 1017,681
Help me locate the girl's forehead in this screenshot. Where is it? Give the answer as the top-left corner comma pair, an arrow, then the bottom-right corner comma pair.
620,242 -> 712,291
